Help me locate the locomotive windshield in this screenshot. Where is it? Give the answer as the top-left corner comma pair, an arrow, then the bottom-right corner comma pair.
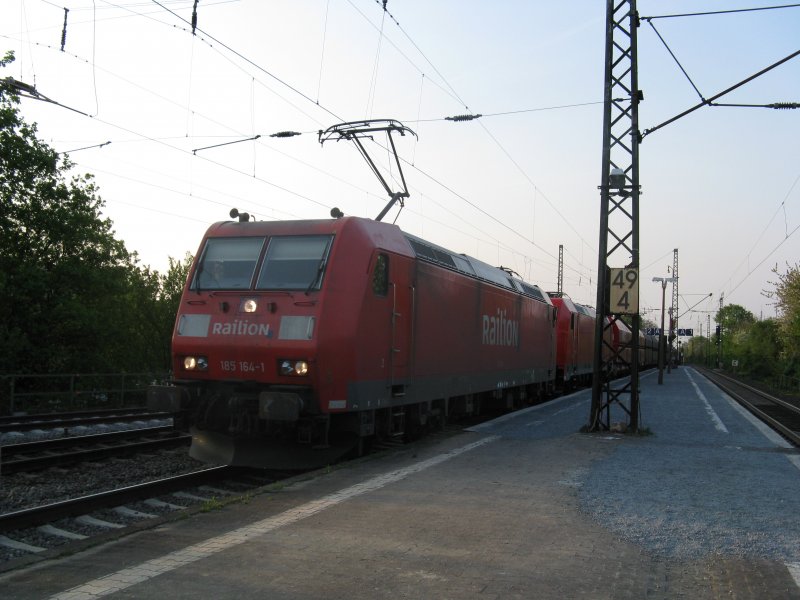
191,234 -> 333,291
192,237 -> 265,290
256,235 -> 333,291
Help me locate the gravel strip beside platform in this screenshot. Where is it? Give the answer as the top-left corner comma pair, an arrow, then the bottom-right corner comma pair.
577,368 -> 800,563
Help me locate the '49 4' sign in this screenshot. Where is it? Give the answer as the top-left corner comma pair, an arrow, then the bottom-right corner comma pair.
609,267 -> 639,315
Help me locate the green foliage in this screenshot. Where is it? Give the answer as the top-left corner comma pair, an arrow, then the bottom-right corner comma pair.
0,53 -> 190,375
716,303 -> 755,335
682,295 -> 790,382
738,319 -> 781,378
683,335 -> 714,365
765,263 -> 800,377
200,497 -> 225,512
640,316 -> 659,332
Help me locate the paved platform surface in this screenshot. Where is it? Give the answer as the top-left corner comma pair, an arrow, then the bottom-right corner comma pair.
2,366 -> 800,599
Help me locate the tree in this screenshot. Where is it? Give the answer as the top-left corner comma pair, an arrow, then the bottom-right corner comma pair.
716,304 -> 755,335
127,253 -> 193,370
0,52 -> 187,375
684,335 -> 713,366
738,319 -> 781,378
712,304 -> 754,370
765,262 -> 800,376
640,316 -> 659,332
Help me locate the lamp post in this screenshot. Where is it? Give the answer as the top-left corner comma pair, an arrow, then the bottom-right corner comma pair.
653,277 -> 676,384
667,306 -> 674,374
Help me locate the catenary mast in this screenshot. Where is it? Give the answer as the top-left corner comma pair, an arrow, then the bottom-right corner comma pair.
589,0 -> 642,432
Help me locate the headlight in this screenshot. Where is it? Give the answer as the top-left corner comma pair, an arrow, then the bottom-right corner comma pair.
280,360 -> 309,376
183,356 -> 208,371
241,299 -> 258,313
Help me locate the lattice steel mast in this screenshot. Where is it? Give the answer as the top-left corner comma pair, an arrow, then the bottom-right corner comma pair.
589,0 -> 642,432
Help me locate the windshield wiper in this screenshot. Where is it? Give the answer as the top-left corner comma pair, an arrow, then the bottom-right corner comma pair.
305,257 -> 327,295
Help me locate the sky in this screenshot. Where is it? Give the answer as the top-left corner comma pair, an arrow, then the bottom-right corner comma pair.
2,0 -> 798,336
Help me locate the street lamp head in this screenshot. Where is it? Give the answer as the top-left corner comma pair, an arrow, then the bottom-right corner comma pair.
652,276 -> 676,285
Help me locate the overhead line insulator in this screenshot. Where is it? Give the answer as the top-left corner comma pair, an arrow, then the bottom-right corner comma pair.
445,114 -> 482,122
768,102 -> 798,110
270,131 -> 301,138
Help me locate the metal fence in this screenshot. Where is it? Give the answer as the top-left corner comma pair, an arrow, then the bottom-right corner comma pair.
0,372 -> 170,416
770,374 -> 800,396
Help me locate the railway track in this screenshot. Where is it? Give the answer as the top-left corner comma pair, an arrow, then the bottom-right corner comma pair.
0,465 -> 286,571
0,395 -> 564,571
698,367 -> 800,446
0,408 -> 173,434
0,466 -> 238,534
0,427 -> 191,474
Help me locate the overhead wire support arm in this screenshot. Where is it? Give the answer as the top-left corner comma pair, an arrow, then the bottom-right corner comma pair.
192,134 -> 261,155
641,48 -> 800,139
6,78 -> 91,117
61,141 -> 112,155
318,119 -> 417,222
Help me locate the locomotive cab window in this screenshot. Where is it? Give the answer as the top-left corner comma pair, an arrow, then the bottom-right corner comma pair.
256,235 -> 333,291
372,253 -> 389,296
193,237 -> 265,290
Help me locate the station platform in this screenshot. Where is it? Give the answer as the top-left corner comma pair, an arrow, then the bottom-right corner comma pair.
2,366 -> 800,599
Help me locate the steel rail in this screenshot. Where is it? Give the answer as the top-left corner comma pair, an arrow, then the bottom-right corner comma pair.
0,410 -> 173,433
0,466 -> 239,534
1,429 -> 190,474
698,368 -> 800,446
0,407 -> 150,425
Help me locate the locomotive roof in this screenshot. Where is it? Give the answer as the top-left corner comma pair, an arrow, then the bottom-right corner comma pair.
203,216 -> 415,256
202,216 -> 550,304
403,231 -> 551,305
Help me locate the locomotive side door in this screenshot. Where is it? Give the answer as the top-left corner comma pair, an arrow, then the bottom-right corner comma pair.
388,254 -> 414,391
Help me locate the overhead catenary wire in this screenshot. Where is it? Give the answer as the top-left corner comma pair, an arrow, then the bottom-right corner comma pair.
716,174 -> 800,302
316,0 -> 331,105
12,1 -> 604,288
723,222 -> 800,301
166,0 -> 599,286
150,0 -> 345,124
4,35 -> 392,208
4,4 -> 703,303
365,4 -> 600,276
161,1 -> 598,280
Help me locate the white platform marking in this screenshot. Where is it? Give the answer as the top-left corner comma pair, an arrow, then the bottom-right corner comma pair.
49,435 -> 498,600
685,369 -> 728,433
788,562 -> 800,591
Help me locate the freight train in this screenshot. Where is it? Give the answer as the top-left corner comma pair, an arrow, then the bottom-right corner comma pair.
148,213 -> 656,468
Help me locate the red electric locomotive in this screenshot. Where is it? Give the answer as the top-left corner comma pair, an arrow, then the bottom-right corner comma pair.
547,293 -> 595,390
149,215 -> 557,468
